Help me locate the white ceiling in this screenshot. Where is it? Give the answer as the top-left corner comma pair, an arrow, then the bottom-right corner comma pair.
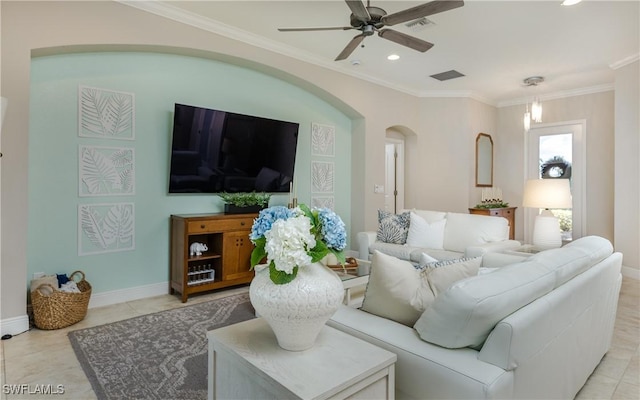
126,0 -> 639,105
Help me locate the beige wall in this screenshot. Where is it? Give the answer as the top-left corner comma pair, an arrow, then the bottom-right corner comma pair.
614,60 -> 640,275
402,97 -> 499,213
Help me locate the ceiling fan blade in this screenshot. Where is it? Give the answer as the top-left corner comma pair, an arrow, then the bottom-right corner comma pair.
335,34 -> 366,61
278,26 -> 354,32
378,29 -> 434,52
381,0 -> 464,26
344,0 -> 371,23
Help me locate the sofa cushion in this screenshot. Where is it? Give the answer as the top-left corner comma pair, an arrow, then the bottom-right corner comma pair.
443,212 -> 510,253
414,259 -> 555,349
418,252 -> 438,265
376,210 -> 410,244
402,209 -> 447,223
410,249 -> 465,262
414,236 -> 614,349
369,241 -> 416,261
361,251 -> 478,326
368,242 -> 462,263
529,235 -> 613,289
406,212 -> 446,249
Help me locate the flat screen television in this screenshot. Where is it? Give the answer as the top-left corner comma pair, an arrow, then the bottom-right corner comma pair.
168,103 -> 299,193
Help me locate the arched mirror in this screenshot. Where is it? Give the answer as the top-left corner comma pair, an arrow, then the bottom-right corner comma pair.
476,133 -> 493,187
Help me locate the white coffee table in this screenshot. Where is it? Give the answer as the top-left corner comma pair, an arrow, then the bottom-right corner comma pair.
207,317 -> 396,400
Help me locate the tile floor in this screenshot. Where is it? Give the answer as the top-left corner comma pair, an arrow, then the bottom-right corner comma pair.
1,279 -> 638,400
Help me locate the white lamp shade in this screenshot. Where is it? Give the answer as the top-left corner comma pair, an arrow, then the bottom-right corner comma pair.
523,179 -> 572,209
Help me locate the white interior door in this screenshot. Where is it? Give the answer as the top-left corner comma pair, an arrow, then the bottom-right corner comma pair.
525,121 -> 585,244
384,139 -> 404,213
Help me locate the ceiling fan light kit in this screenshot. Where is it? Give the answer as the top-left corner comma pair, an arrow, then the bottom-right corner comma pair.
278,0 -> 464,61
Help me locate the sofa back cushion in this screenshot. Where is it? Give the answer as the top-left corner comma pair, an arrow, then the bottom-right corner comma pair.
414,260 -> 555,349
402,209 -> 447,223
414,236 -> 614,349
443,212 -> 509,253
529,235 -> 613,289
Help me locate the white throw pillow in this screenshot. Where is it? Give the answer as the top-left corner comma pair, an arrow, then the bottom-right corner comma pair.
361,251 -> 479,326
361,251 -> 434,326
405,212 -> 446,249
422,257 -> 482,296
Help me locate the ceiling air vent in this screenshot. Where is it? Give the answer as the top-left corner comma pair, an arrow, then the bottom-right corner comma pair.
430,70 -> 465,81
405,17 -> 435,31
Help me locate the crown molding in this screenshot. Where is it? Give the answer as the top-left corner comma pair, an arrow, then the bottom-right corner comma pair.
496,83 -> 614,108
116,0 -> 425,97
610,53 -> 640,70
418,90 -> 496,106
116,1 -> 623,108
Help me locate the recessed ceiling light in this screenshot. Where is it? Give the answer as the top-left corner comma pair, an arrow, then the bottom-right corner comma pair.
387,54 -> 400,61
561,0 -> 582,5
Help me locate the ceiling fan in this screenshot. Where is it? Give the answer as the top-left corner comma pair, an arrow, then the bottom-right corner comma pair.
278,0 -> 464,61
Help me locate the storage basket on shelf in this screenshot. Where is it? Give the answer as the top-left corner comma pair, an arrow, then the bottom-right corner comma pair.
32,270 -> 92,330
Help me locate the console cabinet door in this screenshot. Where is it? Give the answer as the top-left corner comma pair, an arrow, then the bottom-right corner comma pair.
222,231 -> 254,281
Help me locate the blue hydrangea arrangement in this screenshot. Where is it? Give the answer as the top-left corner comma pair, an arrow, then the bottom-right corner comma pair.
250,204 -> 347,284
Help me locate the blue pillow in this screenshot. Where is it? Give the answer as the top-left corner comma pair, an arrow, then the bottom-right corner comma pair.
376,210 -> 410,244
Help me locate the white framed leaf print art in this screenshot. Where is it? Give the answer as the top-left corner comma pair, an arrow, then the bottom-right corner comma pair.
79,145 -> 135,196
311,196 -> 335,210
311,123 -> 335,157
78,203 -> 135,255
311,161 -> 334,193
79,86 -> 135,140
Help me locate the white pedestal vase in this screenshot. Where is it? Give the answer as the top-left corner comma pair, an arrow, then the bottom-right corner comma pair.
249,262 -> 344,351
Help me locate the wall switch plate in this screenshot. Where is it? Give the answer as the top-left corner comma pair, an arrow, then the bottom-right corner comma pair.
374,184 -> 385,193
32,272 -> 45,279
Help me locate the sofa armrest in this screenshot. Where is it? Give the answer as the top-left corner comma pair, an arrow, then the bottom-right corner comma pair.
465,240 -> 521,258
357,231 -> 377,260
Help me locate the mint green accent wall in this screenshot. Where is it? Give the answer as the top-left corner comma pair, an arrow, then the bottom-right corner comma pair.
28,52 -> 351,293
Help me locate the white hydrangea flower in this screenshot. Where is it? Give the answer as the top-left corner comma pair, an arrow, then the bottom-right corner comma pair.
264,215 -> 316,274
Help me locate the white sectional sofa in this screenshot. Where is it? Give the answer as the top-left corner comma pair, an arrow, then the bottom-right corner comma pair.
358,209 -> 521,262
329,236 -> 623,400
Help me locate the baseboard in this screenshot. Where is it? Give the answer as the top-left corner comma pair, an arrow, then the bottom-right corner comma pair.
621,265 -> 640,280
0,314 -> 30,336
88,281 -> 170,309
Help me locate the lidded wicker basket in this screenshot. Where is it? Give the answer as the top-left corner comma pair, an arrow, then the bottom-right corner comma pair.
31,270 -> 92,330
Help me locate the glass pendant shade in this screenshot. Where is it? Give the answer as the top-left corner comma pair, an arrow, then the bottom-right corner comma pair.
524,111 -> 531,131
531,99 -> 542,123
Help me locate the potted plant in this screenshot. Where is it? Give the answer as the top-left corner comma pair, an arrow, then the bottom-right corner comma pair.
218,192 -> 271,214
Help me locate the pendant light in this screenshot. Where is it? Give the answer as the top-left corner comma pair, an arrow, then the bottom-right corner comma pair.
523,76 -> 544,131
524,103 -> 531,132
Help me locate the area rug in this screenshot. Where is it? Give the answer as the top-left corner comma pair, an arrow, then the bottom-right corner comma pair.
68,292 -> 255,400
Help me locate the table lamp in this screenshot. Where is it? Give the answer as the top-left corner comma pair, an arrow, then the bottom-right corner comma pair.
523,178 -> 572,248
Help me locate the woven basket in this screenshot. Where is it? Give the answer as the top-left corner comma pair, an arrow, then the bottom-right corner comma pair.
32,270 -> 92,330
